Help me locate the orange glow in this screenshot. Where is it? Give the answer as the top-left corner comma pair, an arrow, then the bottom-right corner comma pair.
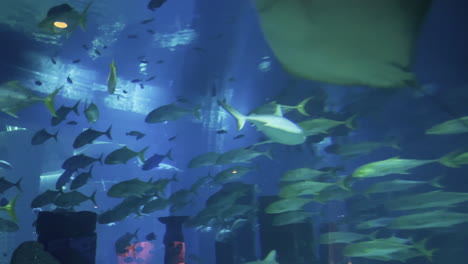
232,170 -> 238,174
53,21 -> 68,28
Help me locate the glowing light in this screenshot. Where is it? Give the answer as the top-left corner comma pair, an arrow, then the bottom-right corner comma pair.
232,170 -> 238,174
54,21 -> 68,29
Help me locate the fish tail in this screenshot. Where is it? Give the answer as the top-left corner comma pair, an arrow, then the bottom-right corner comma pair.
438,150 -> 463,168
337,175 -> 352,191
344,114 -> 358,129
89,190 -> 98,206
79,2 -> 93,30
44,86 -> 62,117
412,238 -> 437,262
171,173 -> 178,182
296,96 -> 313,116
217,99 -> 247,130
14,178 -> 22,192
429,175 -> 444,188
165,149 -> 174,161
72,100 -> 81,116
88,165 -> 94,176
97,153 -> 103,165
53,130 -> 59,141
138,147 -> 149,163
1,194 -> 19,222
105,125 -> 113,140
193,107 -> 202,120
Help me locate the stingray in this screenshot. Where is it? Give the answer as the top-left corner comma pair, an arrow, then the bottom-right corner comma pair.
254,0 -> 432,89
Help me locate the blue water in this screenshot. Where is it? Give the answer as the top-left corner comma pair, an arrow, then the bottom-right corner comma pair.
0,0 -> 467,264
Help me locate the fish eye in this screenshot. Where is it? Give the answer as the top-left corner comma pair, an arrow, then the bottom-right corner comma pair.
54,21 -> 68,29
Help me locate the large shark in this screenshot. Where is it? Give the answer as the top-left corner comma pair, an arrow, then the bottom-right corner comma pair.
218,100 -> 305,145
254,0 -> 432,88
0,81 -> 61,118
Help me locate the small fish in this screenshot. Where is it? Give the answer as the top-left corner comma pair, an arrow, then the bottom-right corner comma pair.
51,57 -> 57,64
145,75 -> 156,81
148,0 -> 168,11
108,60 -> 117,94
0,160 -> 13,170
105,146 -> 148,165
123,90 -> 128,94
193,47 -> 207,52
142,149 -> 173,171
35,81 -> 42,86
67,75 -> 73,84
228,77 -> 236,82
141,18 -> 155,24
128,34 -> 139,39
126,131 -> 145,140
82,44 -> 90,50
131,79 -> 141,83
72,59 -> 81,63
103,45 -> 108,49
62,154 -> 102,171
216,129 -> 227,134
31,129 -> 58,145
140,83 -> 145,89
156,60 -> 164,64
233,134 -> 244,140
145,232 -> 157,241
70,165 -> 93,190
54,190 -> 97,207
73,126 -> 112,149
95,49 -> 101,56
168,135 -> 177,141
137,55 -> 146,60
146,29 -> 156,35
84,102 -> 99,123
37,2 -> 92,36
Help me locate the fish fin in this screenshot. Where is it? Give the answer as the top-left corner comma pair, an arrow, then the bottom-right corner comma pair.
337,175 -> 353,191
53,130 -> 59,141
264,250 -> 277,262
165,149 -> 174,161
412,238 -> 437,262
97,153 -> 103,165
138,147 -> 150,163
5,81 -> 21,87
44,86 -> 62,117
429,175 -> 444,188
1,194 -> 19,222
273,104 -> 283,116
217,99 -> 247,130
105,125 -> 113,140
438,150 -> 464,168
71,100 -> 81,116
344,114 -> 358,129
88,165 -> 94,176
264,150 -> 273,160
79,2 -> 93,30
193,107 -> 202,120
296,96 -> 314,116
89,190 -> 97,206
171,173 -> 178,182
5,111 -> 19,118
15,178 -> 22,192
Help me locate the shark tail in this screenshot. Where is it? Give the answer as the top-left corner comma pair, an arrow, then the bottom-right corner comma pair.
217,99 -> 247,130
44,86 -> 62,117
